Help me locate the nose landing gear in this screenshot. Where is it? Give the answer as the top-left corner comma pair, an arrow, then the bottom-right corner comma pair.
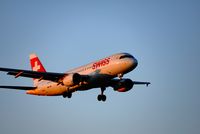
97,87 -> 106,102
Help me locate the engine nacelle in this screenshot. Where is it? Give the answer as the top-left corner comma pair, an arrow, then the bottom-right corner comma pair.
113,79 -> 134,92
62,73 -> 81,86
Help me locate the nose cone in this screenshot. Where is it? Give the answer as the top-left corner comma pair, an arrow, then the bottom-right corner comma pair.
133,57 -> 138,68
132,57 -> 138,70
124,56 -> 138,73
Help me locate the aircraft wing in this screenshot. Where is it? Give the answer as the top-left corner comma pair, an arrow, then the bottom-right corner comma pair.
0,67 -> 66,82
0,86 -> 36,90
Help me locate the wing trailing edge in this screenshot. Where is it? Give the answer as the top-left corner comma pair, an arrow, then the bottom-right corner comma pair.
0,86 -> 36,90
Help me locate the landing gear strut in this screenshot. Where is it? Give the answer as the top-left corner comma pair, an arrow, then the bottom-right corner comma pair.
118,73 -> 123,79
97,87 -> 106,102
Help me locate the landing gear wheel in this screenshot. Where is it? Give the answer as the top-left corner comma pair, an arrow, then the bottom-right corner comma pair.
97,87 -> 107,102
101,95 -> 106,101
63,94 -> 67,98
97,94 -> 106,101
67,93 -> 72,98
97,95 -> 102,101
63,92 -> 72,98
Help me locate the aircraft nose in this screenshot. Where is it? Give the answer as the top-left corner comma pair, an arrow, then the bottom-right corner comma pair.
125,56 -> 138,71
134,57 -> 138,67
132,57 -> 138,69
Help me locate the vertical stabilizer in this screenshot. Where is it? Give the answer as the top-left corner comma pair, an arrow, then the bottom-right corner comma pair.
29,53 -> 46,86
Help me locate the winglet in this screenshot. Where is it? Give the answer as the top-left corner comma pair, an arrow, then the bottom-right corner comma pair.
146,82 -> 150,87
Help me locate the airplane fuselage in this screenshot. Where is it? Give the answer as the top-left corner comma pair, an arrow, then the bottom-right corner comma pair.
26,53 -> 138,96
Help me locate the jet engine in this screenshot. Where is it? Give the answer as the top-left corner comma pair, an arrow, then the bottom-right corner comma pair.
62,73 -> 81,86
62,73 -> 89,86
112,78 -> 134,92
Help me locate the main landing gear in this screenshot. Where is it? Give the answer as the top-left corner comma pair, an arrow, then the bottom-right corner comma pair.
63,92 -> 72,98
97,87 -> 106,102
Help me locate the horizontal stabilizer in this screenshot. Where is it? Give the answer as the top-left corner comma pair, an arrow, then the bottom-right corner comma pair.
0,86 -> 36,90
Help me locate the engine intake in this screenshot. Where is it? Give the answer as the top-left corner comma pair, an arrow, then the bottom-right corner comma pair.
112,78 -> 134,92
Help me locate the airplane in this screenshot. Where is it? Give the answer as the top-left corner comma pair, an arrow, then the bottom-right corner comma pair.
0,53 -> 150,101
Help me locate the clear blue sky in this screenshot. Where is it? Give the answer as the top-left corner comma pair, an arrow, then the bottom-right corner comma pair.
0,0 -> 199,134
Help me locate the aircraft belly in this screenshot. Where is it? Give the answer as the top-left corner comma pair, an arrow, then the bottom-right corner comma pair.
27,84 -> 67,96
72,75 -> 112,92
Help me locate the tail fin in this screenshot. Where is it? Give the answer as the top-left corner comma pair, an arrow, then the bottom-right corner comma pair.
29,53 -> 46,86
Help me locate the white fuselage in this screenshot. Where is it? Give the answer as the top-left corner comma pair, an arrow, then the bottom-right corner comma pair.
26,53 -> 138,96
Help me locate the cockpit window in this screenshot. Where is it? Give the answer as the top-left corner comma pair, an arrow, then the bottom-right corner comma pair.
119,55 -> 134,59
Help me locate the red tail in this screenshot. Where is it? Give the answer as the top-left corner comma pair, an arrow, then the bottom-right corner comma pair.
30,53 -> 46,86
30,54 -> 46,72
